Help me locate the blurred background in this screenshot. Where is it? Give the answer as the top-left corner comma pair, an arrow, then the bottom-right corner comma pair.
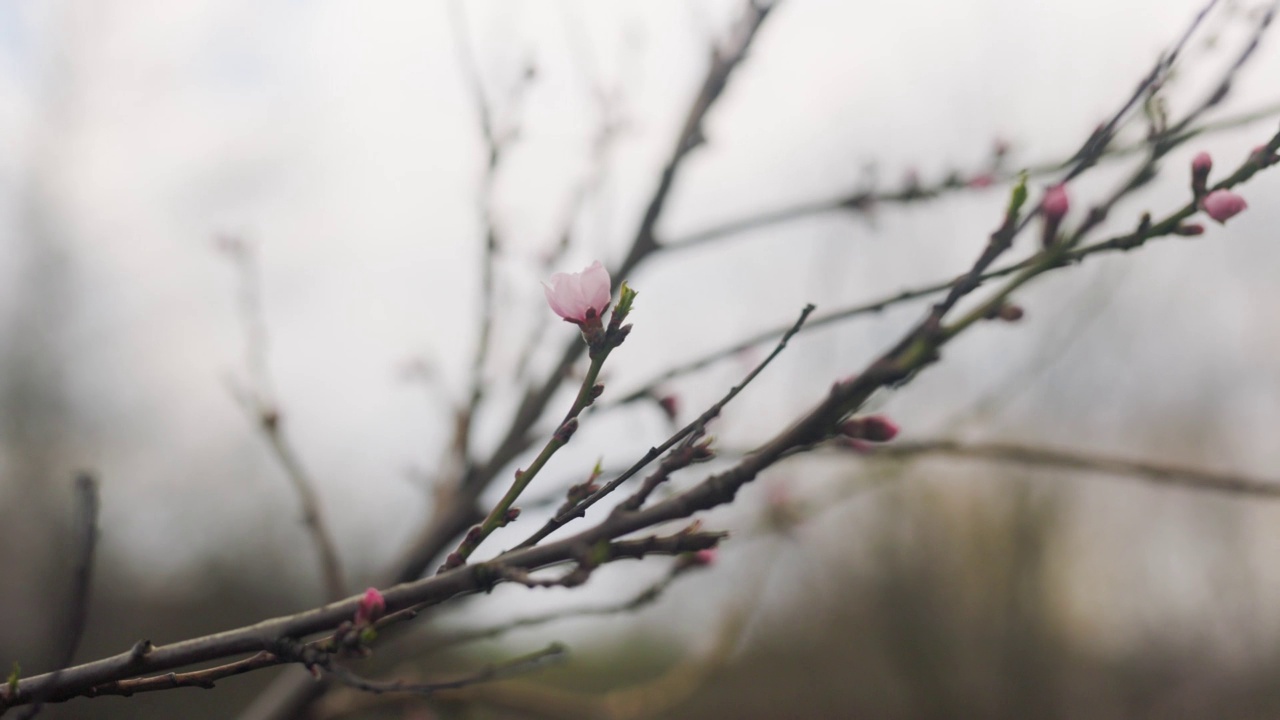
2,0 -> 1280,717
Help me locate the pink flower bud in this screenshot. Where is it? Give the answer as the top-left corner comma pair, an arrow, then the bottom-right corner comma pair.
355,587 -> 386,626
543,261 -> 612,324
1191,152 -> 1212,175
657,394 -> 680,422
1200,189 -> 1248,224
693,548 -> 717,566
1191,152 -> 1213,196
1042,184 -> 1069,222
839,415 -> 900,443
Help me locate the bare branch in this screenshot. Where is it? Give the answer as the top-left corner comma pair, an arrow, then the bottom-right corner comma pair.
218,240 -> 347,603
430,565 -> 688,652
12,473 -> 100,720
868,440 -> 1280,498
391,0 -> 780,587
660,99 -> 1280,255
1,529 -> 720,708
518,303 -> 814,548
327,643 -> 566,697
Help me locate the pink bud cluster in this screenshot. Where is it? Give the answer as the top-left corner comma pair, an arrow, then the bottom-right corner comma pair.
1189,151 -> 1248,225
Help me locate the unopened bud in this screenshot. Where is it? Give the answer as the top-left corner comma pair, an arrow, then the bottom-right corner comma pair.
553,418 -> 579,444
354,587 -> 386,626
1201,189 -> 1248,224
1174,223 -> 1205,236
1042,184 -> 1069,222
1191,151 -> 1212,196
657,394 -> 680,422
838,415 -> 900,443
990,303 -> 1024,322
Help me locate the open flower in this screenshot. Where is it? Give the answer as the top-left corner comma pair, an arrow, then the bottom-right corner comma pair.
1200,189 -> 1248,224
543,261 -> 612,323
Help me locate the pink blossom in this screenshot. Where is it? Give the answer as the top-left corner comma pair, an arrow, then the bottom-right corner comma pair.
355,587 -> 386,626
1200,189 -> 1248,224
1042,184 -> 1069,222
543,261 -> 612,323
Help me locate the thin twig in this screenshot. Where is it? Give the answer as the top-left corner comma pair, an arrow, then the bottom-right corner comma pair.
431,567 -> 685,652
517,303 -> 814,548
449,0 -> 527,467
11,474 -> 100,720
218,240 -> 347,603
390,0 -> 779,587
257,416 -> 348,602
661,99 -> 1280,254
866,440 -> 1280,498
327,643 -> 566,697
2,529 -> 720,708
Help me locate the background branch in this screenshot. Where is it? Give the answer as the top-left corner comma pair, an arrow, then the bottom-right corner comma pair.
10,473 -> 100,720
867,440 -> 1280,498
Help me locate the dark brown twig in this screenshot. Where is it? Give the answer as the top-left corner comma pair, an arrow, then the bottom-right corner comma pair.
1,530 -> 720,708
391,0 -> 778,587
11,474 -> 100,720
517,303 -> 813,548
218,240 -> 347,603
661,99 -> 1280,255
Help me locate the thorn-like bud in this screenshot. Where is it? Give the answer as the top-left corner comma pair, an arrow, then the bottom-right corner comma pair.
590,383 -> 604,400
464,526 -> 483,544
553,418 -> 579,444
504,507 -> 521,523
1174,223 -> 1205,236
